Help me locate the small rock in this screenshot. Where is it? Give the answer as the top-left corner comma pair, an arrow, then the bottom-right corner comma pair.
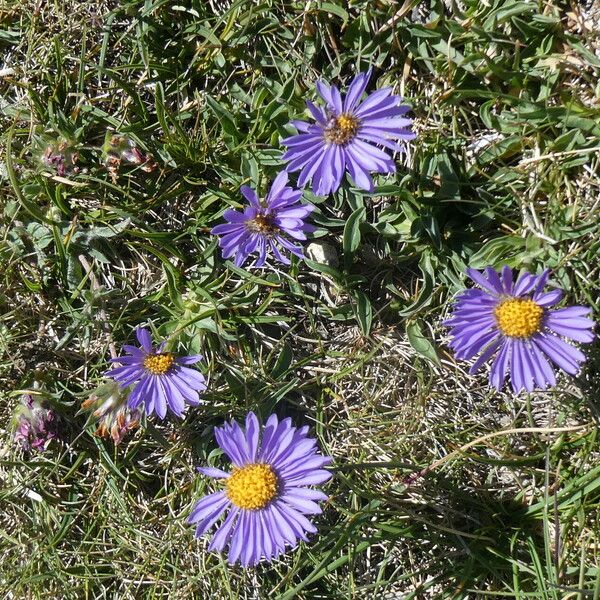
306,241 -> 339,268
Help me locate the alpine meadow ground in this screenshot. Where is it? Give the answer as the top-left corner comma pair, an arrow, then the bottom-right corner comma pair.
1,1 -> 600,598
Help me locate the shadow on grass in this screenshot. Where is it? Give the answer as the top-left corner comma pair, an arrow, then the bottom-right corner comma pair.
394,469 -> 597,599
579,340 -> 600,423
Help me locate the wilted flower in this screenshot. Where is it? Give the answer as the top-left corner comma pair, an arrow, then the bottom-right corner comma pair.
211,171 -> 315,267
81,380 -> 141,444
103,134 -> 157,181
189,412 -> 332,567
446,266 -> 595,393
40,138 -> 79,177
105,327 -> 206,419
281,68 -> 415,195
13,394 -> 59,452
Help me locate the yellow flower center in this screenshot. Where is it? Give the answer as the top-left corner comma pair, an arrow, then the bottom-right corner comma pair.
324,113 -> 360,145
246,212 -> 278,235
143,353 -> 175,375
225,464 -> 279,510
494,298 -> 544,338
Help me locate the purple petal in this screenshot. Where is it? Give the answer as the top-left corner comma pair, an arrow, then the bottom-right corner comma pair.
343,69 -> 371,112
270,240 -> 291,265
219,227 -> 250,251
483,267 -> 504,293
347,140 -> 394,172
289,120 -> 312,133
358,116 -> 413,130
533,269 -> 551,294
245,412 -> 260,462
266,171 -> 289,202
274,438 -> 318,470
240,185 -> 260,207
175,354 -> 203,365
533,334 -> 583,375
453,330 -> 500,361
312,144 -> 337,195
523,341 -> 549,390
467,268 -> 503,295
489,339 -> 510,390
263,424 -> 296,464
257,511 -> 275,561
285,469 -> 332,486
354,88 -> 394,118
122,344 -> 144,356
316,81 -> 335,110
546,321 -> 595,343
208,507 -> 238,552
173,366 -> 207,391
228,511 -> 247,564
263,505 -> 286,554
188,491 -> 227,523
276,205 -> 314,220
281,132 -> 324,149
212,223 -> 245,235
229,420 -> 252,464
255,236 -> 267,267
536,289 -> 563,307
162,377 -> 185,416
270,502 -> 303,544
105,364 -> 143,383
548,306 -> 592,319
345,151 -> 373,191
275,501 -> 317,535
127,376 -> 150,409
358,102 -> 410,120
280,456 -> 333,480
501,265 -> 514,293
509,339 -> 526,393
468,337 -> 502,375
258,414 -> 280,458
167,372 -> 201,406
197,466 -> 230,479
135,328 -> 153,352
193,501 -> 228,538
329,85 -> 343,114
222,208 -> 250,223
306,100 -> 327,124
241,513 -> 255,566
275,236 -> 305,259
515,340 -> 535,392
153,377 -> 168,418
513,272 -> 537,297
284,487 -> 328,502
281,494 -> 322,515
529,340 -> 556,388
297,146 -> 328,188
215,425 -> 246,467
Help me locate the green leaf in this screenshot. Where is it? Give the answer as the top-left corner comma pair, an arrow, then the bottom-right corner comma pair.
468,236 -> 528,269
343,206 -> 365,259
406,320 -> 440,366
271,342 -> 293,380
316,2 -> 349,24
396,253 -> 435,317
352,289 -> 373,336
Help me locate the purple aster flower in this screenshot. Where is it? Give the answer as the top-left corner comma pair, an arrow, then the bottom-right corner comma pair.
446,266 -> 595,393
13,394 -> 59,453
211,172 -> 315,267
105,327 -> 206,419
281,68 -> 415,195
189,412 -> 332,567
